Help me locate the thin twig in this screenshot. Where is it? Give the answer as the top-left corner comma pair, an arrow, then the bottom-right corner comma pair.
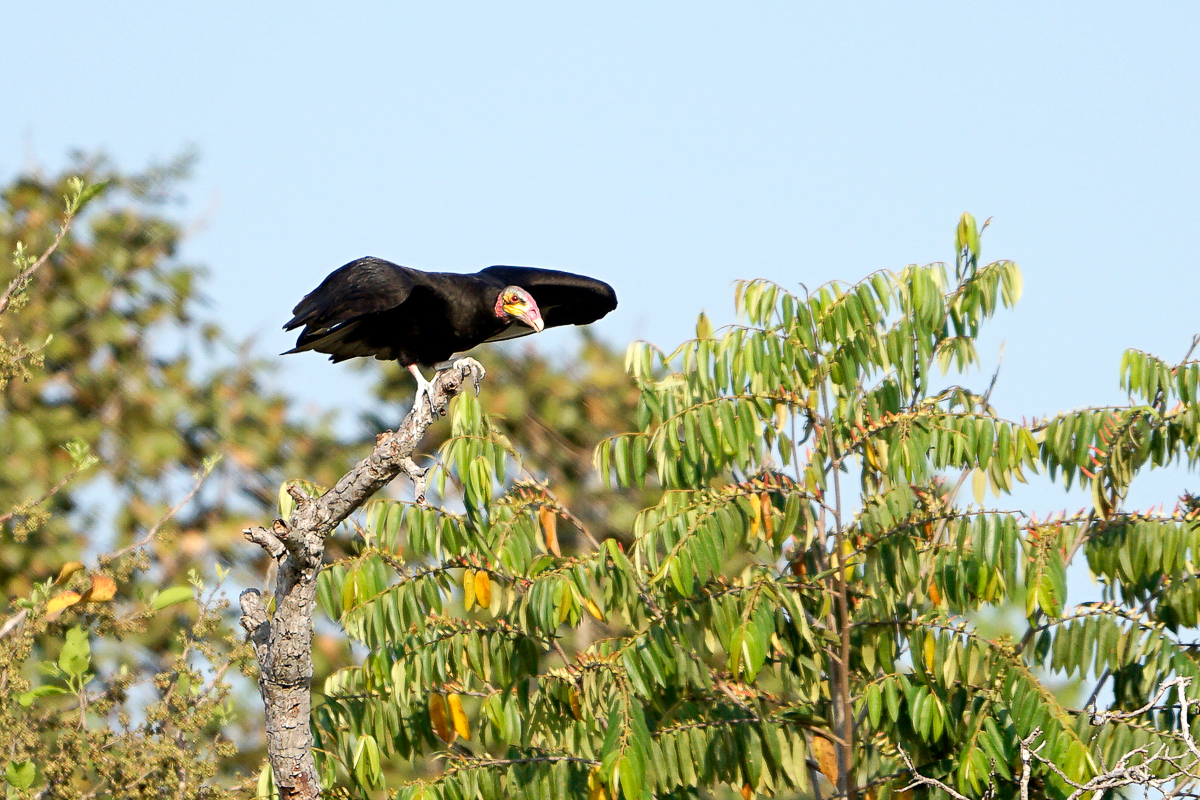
896,748 -> 972,800
0,461 -> 90,526
0,212 -> 74,317
105,464 -> 215,561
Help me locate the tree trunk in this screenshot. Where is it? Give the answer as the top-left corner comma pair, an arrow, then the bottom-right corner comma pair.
240,360 -> 485,800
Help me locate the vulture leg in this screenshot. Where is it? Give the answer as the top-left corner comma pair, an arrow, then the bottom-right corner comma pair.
407,363 -> 437,414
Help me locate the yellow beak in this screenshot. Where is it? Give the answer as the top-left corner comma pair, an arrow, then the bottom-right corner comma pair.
506,302 -> 544,332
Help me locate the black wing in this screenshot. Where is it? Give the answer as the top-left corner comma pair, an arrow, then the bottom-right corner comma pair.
285,257 -> 415,332
283,257 -> 417,359
479,266 -> 617,333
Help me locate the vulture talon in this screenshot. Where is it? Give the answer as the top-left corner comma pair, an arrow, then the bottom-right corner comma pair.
453,358 -> 485,396
283,257 -> 617,404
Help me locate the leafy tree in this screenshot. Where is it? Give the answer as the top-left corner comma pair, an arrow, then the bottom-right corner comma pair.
288,215 -> 1200,800
0,157 -> 356,597
0,173 -> 254,799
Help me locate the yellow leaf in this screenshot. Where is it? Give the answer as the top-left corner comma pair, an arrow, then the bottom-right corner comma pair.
569,687 -> 584,721
82,574 -> 117,603
811,733 -> 838,787
428,693 -> 452,742
540,505 -> 560,557
583,598 -> 605,622
462,569 -> 476,611
46,591 -> 82,621
55,562 -> 85,585
839,537 -> 857,581
475,571 -> 492,610
760,492 -> 773,540
587,769 -> 607,800
924,636 -> 937,673
971,468 -> 987,505
448,693 -> 471,740
749,493 -> 762,538
864,440 -> 882,473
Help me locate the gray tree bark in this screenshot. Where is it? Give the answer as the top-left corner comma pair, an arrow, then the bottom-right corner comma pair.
239,359 -> 485,800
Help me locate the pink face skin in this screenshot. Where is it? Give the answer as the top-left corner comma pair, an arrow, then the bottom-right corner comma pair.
495,286 -> 545,332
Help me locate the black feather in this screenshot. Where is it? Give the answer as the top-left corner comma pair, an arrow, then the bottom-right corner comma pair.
284,257 -> 617,367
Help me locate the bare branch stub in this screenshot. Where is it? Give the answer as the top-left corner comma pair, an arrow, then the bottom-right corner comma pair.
239,358 -> 484,800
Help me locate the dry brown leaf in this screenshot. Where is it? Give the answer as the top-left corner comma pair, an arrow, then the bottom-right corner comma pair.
540,505 -> 560,556
82,574 -> 117,603
811,733 -> 839,787
429,693 -> 452,742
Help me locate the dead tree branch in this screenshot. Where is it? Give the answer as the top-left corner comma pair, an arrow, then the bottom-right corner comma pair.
239,358 -> 484,800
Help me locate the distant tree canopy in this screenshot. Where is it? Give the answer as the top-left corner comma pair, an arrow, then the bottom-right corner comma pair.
0,157 -> 358,596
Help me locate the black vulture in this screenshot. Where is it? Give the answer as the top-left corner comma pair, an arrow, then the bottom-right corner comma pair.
284,256 -> 618,409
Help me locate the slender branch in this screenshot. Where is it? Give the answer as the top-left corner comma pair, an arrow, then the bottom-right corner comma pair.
0,609 -> 27,640
896,748 -> 973,800
0,214 -> 74,316
0,461 -> 85,526
1181,334 -> 1200,366
814,332 -> 856,800
105,462 -> 215,561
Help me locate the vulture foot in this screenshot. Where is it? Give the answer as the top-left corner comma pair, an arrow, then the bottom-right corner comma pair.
451,358 -> 486,395
407,364 -> 438,416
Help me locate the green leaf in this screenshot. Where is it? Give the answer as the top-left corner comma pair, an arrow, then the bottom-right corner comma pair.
150,585 -> 194,611
866,683 -> 882,727
955,212 -> 980,259
70,179 -> 110,212
353,734 -> 382,788
618,755 -> 645,800
278,481 -> 296,520
5,760 -> 35,790
255,762 -> 277,799
17,685 -> 69,706
58,626 -> 91,678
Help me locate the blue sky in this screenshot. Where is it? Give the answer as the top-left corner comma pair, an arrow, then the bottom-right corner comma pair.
5,3 -> 1199,511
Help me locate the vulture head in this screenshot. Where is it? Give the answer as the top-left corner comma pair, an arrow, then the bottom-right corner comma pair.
495,286 -> 544,332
